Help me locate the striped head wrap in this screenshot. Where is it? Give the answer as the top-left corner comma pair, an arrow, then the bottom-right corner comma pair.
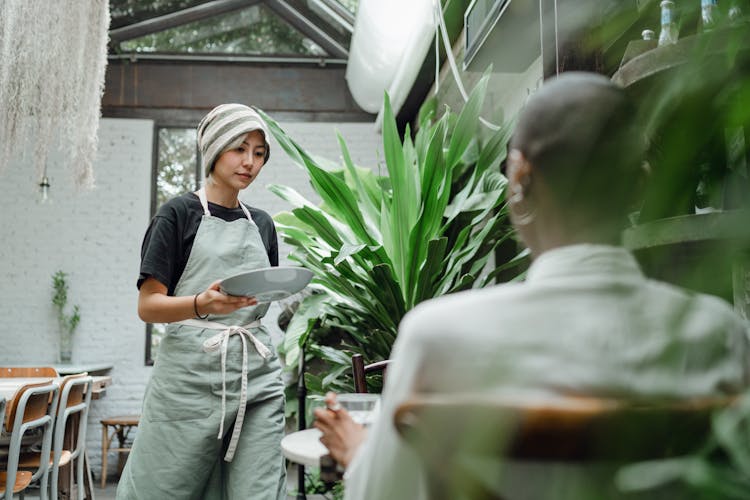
197,103 -> 271,177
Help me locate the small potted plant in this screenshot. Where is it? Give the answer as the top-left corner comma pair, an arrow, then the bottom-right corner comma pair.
52,270 -> 80,364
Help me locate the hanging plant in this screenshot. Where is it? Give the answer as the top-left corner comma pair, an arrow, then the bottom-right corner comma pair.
0,0 -> 109,188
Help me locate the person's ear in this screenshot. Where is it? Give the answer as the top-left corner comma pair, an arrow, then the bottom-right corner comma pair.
507,149 -> 536,226
507,149 -> 532,195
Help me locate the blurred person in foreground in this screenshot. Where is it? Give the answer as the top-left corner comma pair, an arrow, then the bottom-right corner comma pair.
313,72 -> 750,500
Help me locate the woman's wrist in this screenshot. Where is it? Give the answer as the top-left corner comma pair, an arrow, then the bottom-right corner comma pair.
194,292 -> 209,319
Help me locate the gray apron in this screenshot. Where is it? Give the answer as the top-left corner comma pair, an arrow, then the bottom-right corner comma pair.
117,188 -> 286,500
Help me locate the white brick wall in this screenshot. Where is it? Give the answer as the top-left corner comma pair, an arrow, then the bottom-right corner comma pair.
0,116 -> 381,477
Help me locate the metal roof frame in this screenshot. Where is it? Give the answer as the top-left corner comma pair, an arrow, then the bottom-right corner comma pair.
110,0 -> 262,42
109,0 -> 353,63
265,0 -> 348,58
308,0 -> 354,32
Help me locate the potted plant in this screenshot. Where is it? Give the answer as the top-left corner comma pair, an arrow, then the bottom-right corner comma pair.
52,270 -> 80,363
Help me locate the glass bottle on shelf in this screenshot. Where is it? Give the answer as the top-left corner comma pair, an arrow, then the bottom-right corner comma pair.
701,0 -> 719,31
658,1 -> 679,46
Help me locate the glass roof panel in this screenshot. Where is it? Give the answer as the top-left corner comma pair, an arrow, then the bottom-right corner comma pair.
305,0 -> 349,36
109,0 -> 207,30
338,0 -> 358,14
119,4 -> 326,56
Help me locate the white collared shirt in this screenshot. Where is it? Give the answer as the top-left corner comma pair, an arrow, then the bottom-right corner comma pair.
344,244 -> 750,500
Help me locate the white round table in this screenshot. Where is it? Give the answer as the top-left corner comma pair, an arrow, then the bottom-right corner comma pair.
281,428 -> 329,467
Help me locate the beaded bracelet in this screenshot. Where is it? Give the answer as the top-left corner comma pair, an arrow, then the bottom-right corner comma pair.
194,293 -> 209,319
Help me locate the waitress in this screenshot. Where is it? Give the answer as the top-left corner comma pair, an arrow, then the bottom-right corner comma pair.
117,104 -> 286,500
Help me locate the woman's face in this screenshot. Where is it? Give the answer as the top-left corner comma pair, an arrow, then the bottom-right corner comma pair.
211,130 -> 267,191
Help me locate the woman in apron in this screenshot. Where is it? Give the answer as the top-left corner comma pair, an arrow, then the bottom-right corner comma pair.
117,104 -> 286,500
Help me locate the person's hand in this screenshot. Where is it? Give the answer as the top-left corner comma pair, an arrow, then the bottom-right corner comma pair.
313,392 -> 367,468
196,280 -> 257,316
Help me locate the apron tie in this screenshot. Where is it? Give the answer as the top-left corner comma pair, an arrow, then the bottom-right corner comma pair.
176,318 -> 270,462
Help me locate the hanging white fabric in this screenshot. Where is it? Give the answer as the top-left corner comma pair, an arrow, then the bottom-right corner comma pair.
0,0 -> 110,189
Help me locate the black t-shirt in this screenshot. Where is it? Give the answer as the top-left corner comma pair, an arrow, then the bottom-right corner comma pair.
138,192 -> 278,295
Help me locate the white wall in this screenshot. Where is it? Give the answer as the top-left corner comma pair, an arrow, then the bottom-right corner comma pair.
0,117 -> 154,476
0,117 -> 382,475
429,31 -> 543,137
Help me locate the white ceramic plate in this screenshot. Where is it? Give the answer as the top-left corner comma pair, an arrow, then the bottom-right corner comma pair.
219,266 -> 313,302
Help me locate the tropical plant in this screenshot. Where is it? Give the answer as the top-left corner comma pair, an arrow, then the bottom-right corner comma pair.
258,74 -> 522,395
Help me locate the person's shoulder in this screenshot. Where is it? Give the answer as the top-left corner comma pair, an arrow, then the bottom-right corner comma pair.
646,278 -> 744,326
155,192 -> 201,219
246,206 -> 275,227
400,283 -> 523,340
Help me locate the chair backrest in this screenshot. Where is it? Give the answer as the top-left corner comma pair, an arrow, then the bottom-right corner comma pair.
50,373 -> 93,500
0,397 -> 5,428
53,374 -> 93,453
0,366 -> 59,378
3,381 -> 59,500
351,354 -> 391,393
5,381 -> 57,433
393,393 -> 735,500
57,372 -> 90,411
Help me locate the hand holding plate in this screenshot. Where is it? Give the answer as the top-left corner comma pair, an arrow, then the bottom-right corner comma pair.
197,280 -> 258,315
219,266 -> 313,302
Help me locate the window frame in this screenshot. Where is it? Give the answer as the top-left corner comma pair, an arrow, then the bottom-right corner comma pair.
144,124 -> 201,366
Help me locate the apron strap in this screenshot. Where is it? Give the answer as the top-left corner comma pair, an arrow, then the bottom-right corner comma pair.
197,187 -> 211,216
174,319 -> 270,462
237,201 -> 255,224
197,187 -> 255,223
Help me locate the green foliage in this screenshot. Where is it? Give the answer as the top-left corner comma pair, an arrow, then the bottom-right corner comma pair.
300,468 -> 344,499
52,270 -> 80,338
617,393 -> 750,498
156,128 -> 198,210
622,17 -> 750,221
258,74 -> 518,395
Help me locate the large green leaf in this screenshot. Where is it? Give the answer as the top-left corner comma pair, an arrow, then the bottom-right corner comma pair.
446,74 -> 489,170
337,133 -> 382,241
282,293 -> 331,368
305,162 -> 374,245
382,93 -> 419,293
475,118 -> 515,177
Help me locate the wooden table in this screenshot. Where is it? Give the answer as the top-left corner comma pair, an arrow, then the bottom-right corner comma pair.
53,364 -> 113,376
0,377 -> 55,401
0,376 -> 112,403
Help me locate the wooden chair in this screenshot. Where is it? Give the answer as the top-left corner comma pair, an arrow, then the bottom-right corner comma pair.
0,396 -> 29,500
18,373 -> 93,500
393,393 -> 735,500
0,381 -> 59,500
351,354 -> 390,393
100,415 -> 140,488
0,398 -> 5,496
0,367 -> 59,378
